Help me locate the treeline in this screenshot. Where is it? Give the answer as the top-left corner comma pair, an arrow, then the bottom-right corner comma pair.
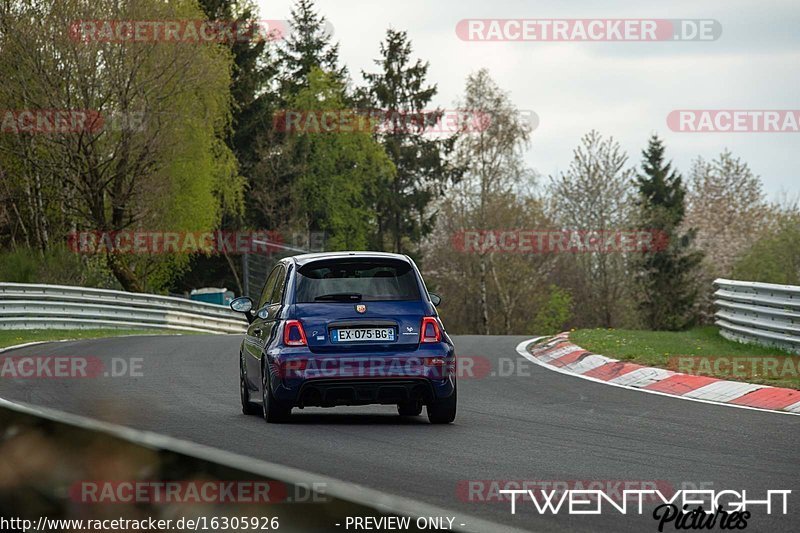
429,128 -> 799,334
0,0 -> 797,334
0,0 -> 456,292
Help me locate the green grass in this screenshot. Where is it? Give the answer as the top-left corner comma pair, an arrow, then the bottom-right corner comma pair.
0,329 -> 180,349
569,326 -> 800,389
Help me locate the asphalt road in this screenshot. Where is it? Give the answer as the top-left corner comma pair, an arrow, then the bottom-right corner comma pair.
1,334 -> 798,532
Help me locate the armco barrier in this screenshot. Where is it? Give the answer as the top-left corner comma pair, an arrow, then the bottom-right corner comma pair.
714,278 -> 800,354
0,398 -> 504,533
0,282 -> 246,334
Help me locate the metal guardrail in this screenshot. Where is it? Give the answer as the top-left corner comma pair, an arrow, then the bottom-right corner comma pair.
0,282 -> 247,334
0,398 -> 500,533
714,278 -> 800,354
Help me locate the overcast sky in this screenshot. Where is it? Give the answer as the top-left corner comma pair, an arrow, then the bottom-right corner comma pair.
257,0 -> 799,200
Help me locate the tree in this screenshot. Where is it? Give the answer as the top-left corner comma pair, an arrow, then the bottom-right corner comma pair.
733,209 -> 800,285
424,191 -> 556,335
168,0 -> 281,295
360,28 -> 459,255
450,69 -> 533,334
286,68 -> 395,249
0,0 -> 243,292
634,135 -> 703,330
277,0 -> 346,99
686,151 -> 767,274
197,0 -> 280,187
245,0 -> 347,246
684,150 -> 769,318
548,130 -> 636,328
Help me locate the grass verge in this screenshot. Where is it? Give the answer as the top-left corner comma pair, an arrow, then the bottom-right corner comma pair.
0,329 -> 180,350
569,326 -> 799,390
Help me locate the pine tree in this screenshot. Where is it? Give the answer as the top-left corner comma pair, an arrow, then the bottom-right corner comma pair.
197,0 -> 278,176
278,0 -> 346,98
360,29 -> 459,254
635,135 -> 703,330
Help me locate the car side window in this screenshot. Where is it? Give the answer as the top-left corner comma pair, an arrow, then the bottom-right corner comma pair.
269,265 -> 287,306
258,266 -> 281,309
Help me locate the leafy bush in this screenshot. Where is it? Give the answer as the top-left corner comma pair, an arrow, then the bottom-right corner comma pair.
532,285 -> 574,335
0,246 -> 119,288
0,248 -> 39,283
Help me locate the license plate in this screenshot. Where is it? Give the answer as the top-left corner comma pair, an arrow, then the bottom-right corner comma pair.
331,327 -> 395,343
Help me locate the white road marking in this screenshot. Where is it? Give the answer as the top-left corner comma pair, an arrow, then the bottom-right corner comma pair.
608,367 -> 674,388
683,380 -> 765,402
561,353 -> 615,375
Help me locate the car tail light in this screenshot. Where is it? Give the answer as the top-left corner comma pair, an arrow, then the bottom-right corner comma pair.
284,320 -> 308,346
420,317 -> 442,343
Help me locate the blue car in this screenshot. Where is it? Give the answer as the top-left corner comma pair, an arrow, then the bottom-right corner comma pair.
230,252 -> 457,424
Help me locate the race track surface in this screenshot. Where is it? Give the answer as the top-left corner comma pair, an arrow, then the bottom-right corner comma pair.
2,334 -> 798,532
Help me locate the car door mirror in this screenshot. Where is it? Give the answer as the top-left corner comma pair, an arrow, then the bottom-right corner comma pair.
429,293 -> 442,306
230,296 -> 253,313
230,296 -> 257,324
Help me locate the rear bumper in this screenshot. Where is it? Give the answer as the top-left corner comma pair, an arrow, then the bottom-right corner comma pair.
295,378 -> 440,407
270,344 -> 456,406
276,374 -> 456,407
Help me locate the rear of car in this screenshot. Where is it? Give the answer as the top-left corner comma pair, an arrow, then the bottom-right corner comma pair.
236,253 -> 457,424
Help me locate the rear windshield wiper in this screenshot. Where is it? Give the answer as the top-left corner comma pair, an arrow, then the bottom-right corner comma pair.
314,293 -> 363,302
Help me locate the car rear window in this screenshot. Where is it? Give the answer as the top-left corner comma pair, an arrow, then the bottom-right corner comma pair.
295,259 -> 421,303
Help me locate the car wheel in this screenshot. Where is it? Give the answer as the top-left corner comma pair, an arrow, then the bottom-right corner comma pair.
262,363 -> 291,423
240,354 -> 261,416
398,398 -> 423,416
427,383 -> 457,424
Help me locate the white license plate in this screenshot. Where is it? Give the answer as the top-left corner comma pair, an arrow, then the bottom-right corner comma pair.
332,327 -> 395,342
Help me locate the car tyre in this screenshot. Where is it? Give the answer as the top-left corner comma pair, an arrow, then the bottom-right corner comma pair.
398,398 -> 423,416
262,364 -> 292,423
427,383 -> 457,424
240,355 -> 261,416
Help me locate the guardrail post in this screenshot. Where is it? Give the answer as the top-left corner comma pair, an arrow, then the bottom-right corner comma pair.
242,252 -> 250,298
